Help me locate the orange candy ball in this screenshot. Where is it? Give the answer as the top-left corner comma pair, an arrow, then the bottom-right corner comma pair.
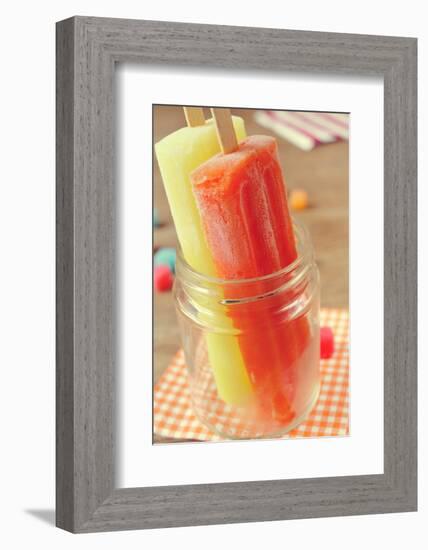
289,189 -> 309,211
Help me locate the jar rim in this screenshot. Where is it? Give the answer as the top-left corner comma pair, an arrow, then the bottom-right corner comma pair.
175,217 -> 314,286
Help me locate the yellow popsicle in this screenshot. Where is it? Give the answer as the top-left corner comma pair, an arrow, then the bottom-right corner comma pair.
155,116 -> 253,405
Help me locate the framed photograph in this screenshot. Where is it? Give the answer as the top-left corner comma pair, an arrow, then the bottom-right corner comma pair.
56,16 -> 417,533
151,104 -> 349,447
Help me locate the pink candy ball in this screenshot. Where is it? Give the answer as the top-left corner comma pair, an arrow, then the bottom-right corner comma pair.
154,265 -> 173,292
320,326 -> 335,359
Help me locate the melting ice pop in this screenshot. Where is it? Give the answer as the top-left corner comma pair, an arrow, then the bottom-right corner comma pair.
155,109 -> 253,405
191,132 -> 310,422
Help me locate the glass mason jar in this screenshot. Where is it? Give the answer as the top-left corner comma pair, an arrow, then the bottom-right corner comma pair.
174,220 -> 320,440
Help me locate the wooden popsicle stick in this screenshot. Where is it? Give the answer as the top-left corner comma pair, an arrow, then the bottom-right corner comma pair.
183,107 -> 205,127
210,108 -> 238,154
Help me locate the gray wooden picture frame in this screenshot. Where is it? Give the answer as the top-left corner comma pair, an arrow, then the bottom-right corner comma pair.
56,16 -> 417,533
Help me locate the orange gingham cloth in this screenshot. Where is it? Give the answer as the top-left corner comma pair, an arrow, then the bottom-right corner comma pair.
154,308 -> 349,441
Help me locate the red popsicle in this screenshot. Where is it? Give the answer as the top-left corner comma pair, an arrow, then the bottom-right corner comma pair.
191,134 -> 310,424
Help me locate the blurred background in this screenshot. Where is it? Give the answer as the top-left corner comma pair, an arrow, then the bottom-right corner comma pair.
153,106 -> 349,436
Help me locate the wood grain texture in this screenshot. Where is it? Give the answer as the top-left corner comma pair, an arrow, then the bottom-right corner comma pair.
211,108 -> 238,153
184,106 -> 205,127
56,17 -> 75,532
56,16 -> 417,533
56,16 -> 116,531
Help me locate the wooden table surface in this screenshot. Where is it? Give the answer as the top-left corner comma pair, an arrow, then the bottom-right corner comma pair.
153,106 -> 348,441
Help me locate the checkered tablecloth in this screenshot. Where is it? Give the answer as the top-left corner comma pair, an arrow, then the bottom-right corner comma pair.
154,308 -> 349,442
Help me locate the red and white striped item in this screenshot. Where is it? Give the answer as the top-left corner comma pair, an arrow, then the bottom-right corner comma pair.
255,110 -> 349,151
